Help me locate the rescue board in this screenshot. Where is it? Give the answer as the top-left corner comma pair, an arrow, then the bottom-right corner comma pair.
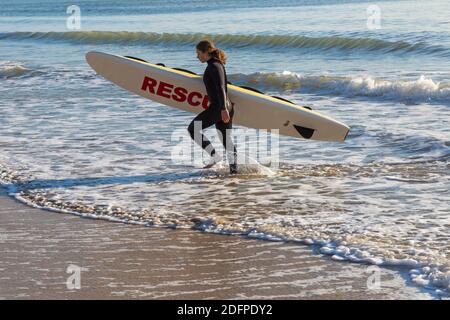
85,51 -> 350,142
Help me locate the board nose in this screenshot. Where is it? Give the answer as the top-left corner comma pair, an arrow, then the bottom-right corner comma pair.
85,51 -> 98,65
85,51 -> 104,73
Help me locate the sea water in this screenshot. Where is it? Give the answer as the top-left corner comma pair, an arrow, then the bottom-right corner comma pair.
0,0 -> 449,298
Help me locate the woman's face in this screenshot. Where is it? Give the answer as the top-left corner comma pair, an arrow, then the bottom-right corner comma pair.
196,49 -> 210,63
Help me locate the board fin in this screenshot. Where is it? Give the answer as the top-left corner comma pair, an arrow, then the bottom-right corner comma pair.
271,96 -> 313,110
272,96 -> 295,104
124,56 -> 166,67
239,86 -> 264,94
293,124 -> 315,139
172,68 -> 197,75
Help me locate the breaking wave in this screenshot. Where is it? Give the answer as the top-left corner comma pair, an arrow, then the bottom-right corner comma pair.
231,71 -> 450,103
1,31 -> 448,56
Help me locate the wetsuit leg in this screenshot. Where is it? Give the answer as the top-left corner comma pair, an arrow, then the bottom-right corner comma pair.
215,108 -> 238,173
187,108 -> 221,156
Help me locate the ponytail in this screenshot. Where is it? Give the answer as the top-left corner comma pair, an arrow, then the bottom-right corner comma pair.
210,48 -> 227,65
196,40 -> 227,65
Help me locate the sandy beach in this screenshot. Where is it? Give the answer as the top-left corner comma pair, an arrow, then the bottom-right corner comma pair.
2,0 -> 450,300
0,186 -> 432,300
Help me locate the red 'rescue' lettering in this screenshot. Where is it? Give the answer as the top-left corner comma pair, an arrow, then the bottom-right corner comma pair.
141,76 -> 230,110
172,86 -> 188,102
141,76 -> 157,94
187,92 -> 202,107
156,81 -> 173,99
201,95 -> 209,110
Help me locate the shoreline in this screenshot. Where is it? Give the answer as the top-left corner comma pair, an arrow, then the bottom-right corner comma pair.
0,186 -> 433,299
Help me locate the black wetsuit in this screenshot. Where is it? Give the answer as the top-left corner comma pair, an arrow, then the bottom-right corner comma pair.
188,57 -> 237,173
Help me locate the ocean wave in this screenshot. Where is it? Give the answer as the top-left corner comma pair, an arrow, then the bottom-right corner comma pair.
4,57 -> 449,104
0,61 -> 38,79
0,31 -> 447,56
231,71 -> 450,103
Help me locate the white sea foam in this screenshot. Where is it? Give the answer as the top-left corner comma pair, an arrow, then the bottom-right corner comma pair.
210,154 -> 276,176
231,71 -> 450,103
0,61 -> 31,78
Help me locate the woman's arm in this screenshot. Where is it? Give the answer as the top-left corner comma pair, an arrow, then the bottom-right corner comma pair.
209,64 -> 227,110
210,64 -> 230,123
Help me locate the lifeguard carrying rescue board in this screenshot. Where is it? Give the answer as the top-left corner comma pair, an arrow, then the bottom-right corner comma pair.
85,51 -> 350,142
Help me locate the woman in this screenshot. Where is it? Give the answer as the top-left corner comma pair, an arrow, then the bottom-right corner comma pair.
188,40 -> 238,174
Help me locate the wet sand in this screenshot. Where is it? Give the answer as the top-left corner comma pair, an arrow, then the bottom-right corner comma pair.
0,186 -> 432,299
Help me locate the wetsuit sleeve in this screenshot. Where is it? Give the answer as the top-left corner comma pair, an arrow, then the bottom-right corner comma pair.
210,64 -> 227,110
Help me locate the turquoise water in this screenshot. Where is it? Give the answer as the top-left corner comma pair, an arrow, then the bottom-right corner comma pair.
1,0 -> 449,298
